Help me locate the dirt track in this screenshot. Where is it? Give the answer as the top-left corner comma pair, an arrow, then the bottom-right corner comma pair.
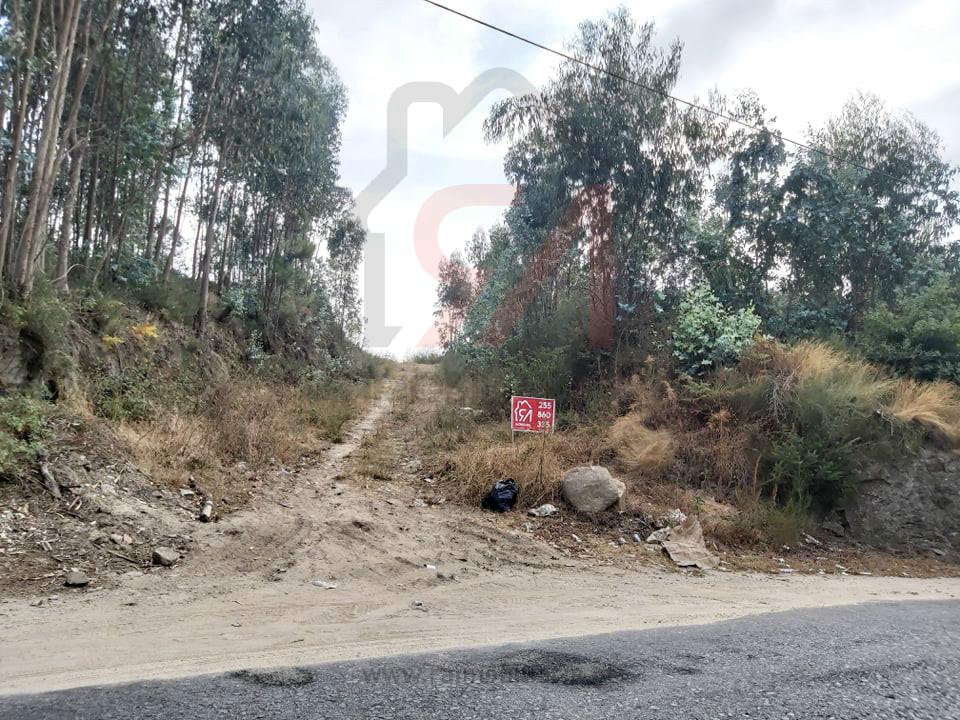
2,366 -> 959,696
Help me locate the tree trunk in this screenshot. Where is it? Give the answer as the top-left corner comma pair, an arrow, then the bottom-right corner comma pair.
163,47 -> 223,283
54,131 -> 86,292
13,0 -> 85,297
0,0 -> 42,284
194,149 -> 228,337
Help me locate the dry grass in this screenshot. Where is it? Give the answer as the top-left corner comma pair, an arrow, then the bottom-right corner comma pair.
885,379 -> 960,445
443,428 -> 600,508
608,412 -> 676,475
353,427 -> 399,483
113,376 -> 370,503
744,339 -> 898,411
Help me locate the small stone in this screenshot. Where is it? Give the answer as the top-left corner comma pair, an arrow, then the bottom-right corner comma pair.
152,547 -> 180,567
311,580 -> 338,589
179,488 -> 196,497
646,528 -> 671,544
57,467 -> 84,489
436,571 -> 457,581
65,571 -> 90,588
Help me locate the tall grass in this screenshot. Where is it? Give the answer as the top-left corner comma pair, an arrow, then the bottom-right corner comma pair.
885,379 -> 960,444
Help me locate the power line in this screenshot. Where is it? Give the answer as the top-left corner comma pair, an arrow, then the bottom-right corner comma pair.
421,0 -> 955,203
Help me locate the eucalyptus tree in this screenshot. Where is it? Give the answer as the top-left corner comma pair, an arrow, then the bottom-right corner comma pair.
772,93 -> 959,333
483,9 -> 727,353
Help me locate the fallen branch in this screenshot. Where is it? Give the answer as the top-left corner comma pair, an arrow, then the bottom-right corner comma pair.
99,546 -> 142,566
39,462 -> 62,500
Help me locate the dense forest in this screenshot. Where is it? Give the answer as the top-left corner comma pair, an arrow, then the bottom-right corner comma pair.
0,0 -> 363,352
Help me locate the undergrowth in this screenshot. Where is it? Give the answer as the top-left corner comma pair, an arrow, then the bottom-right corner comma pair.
428,338 -> 960,545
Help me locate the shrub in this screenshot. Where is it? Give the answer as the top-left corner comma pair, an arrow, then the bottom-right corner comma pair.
764,432 -> 855,512
409,350 -> 443,364
95,373 -> 155,421
859,276 -> 960,383
438,349 -> 469,387
0,396 -> 50,479
703,340 -> 919,512
3,289 -> 74,380
672,284 -> 760,375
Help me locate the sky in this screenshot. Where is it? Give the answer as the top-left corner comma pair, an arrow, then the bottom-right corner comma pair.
307,0 -> 960,356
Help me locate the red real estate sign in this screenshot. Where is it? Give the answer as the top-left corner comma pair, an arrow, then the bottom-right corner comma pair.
511,396 -> 556,433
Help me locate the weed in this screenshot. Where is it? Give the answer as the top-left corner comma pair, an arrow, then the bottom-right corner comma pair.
0,395 -> 50,479
95,373 -> 155,421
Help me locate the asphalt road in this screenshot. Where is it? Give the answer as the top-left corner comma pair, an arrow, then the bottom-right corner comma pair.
3,600 -> 959,720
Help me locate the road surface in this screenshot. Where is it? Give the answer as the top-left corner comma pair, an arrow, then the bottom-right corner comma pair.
3,600 -> 958,719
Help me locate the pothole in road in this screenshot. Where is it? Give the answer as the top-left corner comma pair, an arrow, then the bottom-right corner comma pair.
495,650 -> 632,687
230,667 -> 315,688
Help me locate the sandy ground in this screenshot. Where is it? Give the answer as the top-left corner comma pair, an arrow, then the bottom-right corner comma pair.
2,366 -> 959,696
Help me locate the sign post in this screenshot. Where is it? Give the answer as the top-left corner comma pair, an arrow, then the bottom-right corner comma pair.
510,396 -> 556,487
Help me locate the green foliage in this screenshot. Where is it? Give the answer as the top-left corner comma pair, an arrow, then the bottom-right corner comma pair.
764,433 -> 855,512
2,289 -> 74,381
672,285 -> 760,375
859,276 -> 960,383
94,373 -> 155,422
703,340 -> 919,513
409,350 -> 443,365
439,349 -> 469,387
0,396 -> 50,479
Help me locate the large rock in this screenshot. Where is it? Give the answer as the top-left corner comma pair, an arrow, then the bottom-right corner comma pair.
561,466 -> 625,513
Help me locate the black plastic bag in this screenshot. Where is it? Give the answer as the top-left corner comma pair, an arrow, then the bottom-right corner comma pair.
481,478 -> 519,512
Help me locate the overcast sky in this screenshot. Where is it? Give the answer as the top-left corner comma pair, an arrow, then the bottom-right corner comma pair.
307,0 -> 960,355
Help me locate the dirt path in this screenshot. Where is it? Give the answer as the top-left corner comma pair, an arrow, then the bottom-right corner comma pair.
2,366 -> 959,696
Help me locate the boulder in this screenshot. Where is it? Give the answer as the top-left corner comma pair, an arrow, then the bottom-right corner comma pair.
561,466 -> 624,513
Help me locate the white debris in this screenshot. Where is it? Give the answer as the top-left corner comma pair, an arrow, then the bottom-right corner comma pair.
527,504 -> 559,518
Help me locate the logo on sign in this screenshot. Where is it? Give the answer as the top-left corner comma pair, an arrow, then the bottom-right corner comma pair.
511,396 -> 556,433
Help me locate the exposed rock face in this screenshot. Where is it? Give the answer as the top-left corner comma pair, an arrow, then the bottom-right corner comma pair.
561,466 -> 625,513
0,325 -> 30,391
844,447 -> 960,559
